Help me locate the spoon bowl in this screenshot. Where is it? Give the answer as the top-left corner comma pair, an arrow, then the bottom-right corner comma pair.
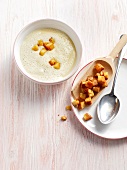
97,94 -> 120,124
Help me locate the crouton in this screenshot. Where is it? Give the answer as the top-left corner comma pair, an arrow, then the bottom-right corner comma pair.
78,101 -> 85,110
72,100 -> 79,108
79,93 -> 87,100
93,86 -> 100,93
94,63 -> 104,72
98,76 -> 106,85
85,97 -> 92,105
88,89 -> 94,98
104,72 -> 108,80
83,113 -> 92,121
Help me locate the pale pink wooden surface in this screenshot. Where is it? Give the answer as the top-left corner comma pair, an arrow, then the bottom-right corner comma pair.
1,0 -> 127,170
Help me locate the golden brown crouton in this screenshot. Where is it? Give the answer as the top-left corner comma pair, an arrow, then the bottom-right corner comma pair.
39,48 -> 47,56
32,44 -> 39,51
98,76 -> 106,85
87,76 -> 94,81
43,42 -> 54,50
100,71 -> 104,76
49,37 -> 55,44
92,78 -> 98,86
95,73 -> 100,77
65,105 -> 72,111
94,63 -> 104,72
37,39 -> 43,46
83,113 -> 92,121
79,93 -> 87,100
53,62 -> 60,69
93,86 -> 100,93
72,100 -> 79,108
88,89 -> 94,98
80,87 -> 89,94
104,72 -> 109,80
80,80 -> 86,89
101,81 -> 108,88
78,101 -> 85,110
61,115 -> 67,121
84,80 -> 94,89
49,58 -> 57,66
85,97 -> 92,105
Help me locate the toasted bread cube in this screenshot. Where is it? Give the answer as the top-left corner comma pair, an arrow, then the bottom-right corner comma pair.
61,115 -> 67,121
84,80 -> 93,89
72,100 -> 79,107
104,72 -> 108,80
87,77 -> 98,86
80,87 -> 89,94
39,48 -> 47,56
88,89 -> 94,98
87,76 -> 94,81
94,63 -> 104,72
79,93 -> 87,100
32,44 -> 39,51
78,101 -> 85,110
53,62 -> 60,69
100,71 -> 104,76
80,80 -> 86,89
65,105 -> 72,111
93,86 -> 100,93
92,78 -> 98,86
80,87 -> 85,93
80,80 -> 92,91
83,87 -> 89,93
101,81 -> 108,88
37,39 -> 43,46
49,58 -> 57,66
85,97 -> 92,105
95,73 -> 100,77
43,42 -> 48,46
49,37 -> 55,44
83,113 -> 92,121
44,42 -> 54,50
98,76 -> 106,85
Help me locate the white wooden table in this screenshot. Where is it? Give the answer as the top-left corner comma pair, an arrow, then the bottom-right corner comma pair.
1,0 -> 127,169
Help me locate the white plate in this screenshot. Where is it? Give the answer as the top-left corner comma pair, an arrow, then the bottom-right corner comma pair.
71,58 -> 127,139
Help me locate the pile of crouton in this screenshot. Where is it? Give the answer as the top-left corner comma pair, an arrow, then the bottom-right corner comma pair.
72,63 -> 109,110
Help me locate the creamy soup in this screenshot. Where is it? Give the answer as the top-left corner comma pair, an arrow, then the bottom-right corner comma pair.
20,28 -> 76,82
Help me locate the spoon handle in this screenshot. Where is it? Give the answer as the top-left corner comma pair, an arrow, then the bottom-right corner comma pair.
110,42 -> 127,95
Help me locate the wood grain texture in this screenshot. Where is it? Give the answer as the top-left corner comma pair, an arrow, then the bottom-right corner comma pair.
1,0 -> 127,170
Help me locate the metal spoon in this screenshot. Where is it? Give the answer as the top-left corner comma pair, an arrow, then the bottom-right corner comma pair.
97,42 -> 127,124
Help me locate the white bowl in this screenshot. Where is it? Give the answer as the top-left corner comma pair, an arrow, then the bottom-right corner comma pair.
13,19 -> 82,85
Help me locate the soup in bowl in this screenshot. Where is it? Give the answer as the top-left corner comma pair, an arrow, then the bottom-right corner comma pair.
14,19 -> 82,85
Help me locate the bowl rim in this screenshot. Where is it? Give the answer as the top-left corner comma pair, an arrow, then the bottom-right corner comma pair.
13,18 -> 82,85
